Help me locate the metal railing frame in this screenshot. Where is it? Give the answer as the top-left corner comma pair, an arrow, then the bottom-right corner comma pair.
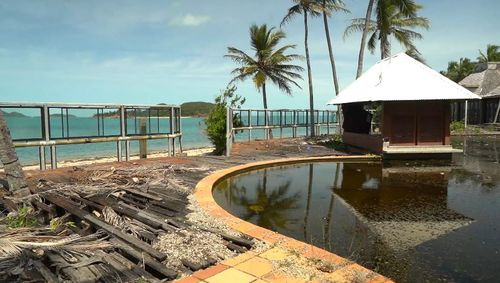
1,102 -> 182,170
226,108 -> 340,156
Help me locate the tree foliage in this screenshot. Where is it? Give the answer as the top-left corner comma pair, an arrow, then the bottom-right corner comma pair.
205,86 -> 245,155
225,24 -> 303,109
345,0 -> 429,60
440,58 -> 476,83
477,44 -> 500,63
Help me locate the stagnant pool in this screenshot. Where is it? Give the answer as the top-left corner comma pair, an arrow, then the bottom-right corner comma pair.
213,136 -> 500,283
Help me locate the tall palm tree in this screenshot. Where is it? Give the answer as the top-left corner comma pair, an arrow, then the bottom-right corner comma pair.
225,24 -> 304,111
477,44 -> 500,63
0,111 -> 30,201
345,0 -> 429,60
319,0 -> 349,95
281,0 -> 321,137
355,0 -> 420,77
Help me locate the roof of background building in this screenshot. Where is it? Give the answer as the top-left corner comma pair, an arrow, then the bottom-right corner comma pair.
459,62 -> 500,98
328,53 -> 481,105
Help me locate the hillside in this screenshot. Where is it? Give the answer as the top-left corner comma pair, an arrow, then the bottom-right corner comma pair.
180,102 -> 214,117
95,102 -> 215,118
0,109 -> 27,118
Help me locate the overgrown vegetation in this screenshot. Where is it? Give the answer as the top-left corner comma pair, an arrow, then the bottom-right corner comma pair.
440,44 -> 500,82
317,135 -> 349,151
205,86 -> 245,155
2,206 -> 37,228
450,121 -> 465,133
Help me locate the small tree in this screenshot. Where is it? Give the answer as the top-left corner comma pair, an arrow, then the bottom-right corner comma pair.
205,86 -> 245,155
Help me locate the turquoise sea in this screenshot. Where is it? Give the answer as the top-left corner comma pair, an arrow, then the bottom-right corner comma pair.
6,116 -> 211,165
6,115 -> 328,165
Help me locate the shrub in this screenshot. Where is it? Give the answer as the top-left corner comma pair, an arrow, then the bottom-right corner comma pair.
450,121 -> 465,133
205,86 -> 245,155
317,135 -> 349,152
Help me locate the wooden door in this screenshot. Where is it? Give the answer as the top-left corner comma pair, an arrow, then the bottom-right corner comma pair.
417,102 -> 445,145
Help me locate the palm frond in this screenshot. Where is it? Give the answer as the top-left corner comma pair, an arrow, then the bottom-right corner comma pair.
281,5 -> 302,27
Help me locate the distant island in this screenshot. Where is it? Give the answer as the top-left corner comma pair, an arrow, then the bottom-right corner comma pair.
94,102 -> 215,118
180,102 -> 215,117
0,109 -> 28,118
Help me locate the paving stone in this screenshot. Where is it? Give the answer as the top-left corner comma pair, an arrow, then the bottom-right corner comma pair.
205,268 -> 257,283
235,256 -> 274,277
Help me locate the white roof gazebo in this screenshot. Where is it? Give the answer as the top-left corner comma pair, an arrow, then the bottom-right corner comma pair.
328,53 -> 480,105
328,53 -> 481,158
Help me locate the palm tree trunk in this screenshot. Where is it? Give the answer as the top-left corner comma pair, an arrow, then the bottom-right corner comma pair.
262,83 -> 273,139
323,10 -> 340,95
262,83 -> 268,110
0,112 -> 30,199
356,0 -> 376,78
380,34 -> 389,59
304,11 -> 315,137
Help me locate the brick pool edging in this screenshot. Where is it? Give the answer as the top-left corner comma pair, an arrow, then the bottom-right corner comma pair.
192,155 -> 394,283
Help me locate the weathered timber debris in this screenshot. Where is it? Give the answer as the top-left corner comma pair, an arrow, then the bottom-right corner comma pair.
0,162 -> 256,282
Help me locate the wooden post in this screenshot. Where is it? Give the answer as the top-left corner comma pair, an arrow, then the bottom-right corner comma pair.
117,106 -> 125,162
50,146 -> 57,169
169,107 -> 174,156
464,100 -> 468,129
248,110 -> 252,141
226,107 -> 232,157
493,100 -> 500,124
39,146 -> 46,171
139,118 -> 147,159
178,107 -> 183,153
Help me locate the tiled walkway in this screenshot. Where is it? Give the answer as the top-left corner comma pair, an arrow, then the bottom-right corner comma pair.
176,246 -> 389,283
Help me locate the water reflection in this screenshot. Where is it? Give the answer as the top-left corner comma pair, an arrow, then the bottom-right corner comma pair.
212,136 -> 500,282
217,169 -> 302,231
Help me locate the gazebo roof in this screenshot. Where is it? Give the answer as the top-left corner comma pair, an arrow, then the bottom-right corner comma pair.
328,53 -> 481,105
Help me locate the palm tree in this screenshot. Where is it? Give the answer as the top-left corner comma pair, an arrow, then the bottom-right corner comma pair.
345,0 -> 429,60
440,58 -> 476,83
0,111 -> 30,202
318,0 -> 349,95
281,0 -> 320,137
477,44 -> 500,63
225,24 -> 304,111
354,0 -> 420,77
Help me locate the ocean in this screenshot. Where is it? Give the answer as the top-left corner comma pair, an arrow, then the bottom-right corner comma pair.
6,115 -> 325,165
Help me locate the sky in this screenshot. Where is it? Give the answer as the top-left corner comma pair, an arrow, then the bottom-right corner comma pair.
0,0 -> 499,110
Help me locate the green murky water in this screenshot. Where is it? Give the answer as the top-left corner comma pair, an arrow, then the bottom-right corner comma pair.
213,136 -> 500,282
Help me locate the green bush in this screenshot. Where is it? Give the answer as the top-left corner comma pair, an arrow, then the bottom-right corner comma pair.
205,86 -> 245,155
318,135 -> 349,152
450,121 -> 465,133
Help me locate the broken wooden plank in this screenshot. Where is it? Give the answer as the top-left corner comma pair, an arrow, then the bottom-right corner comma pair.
121,187 -> 163,201
47,252 -> 98,283
44,193 -> 168,261
110,238 -> 177,280
108,252 -> 159,282
32,260 -> 60,283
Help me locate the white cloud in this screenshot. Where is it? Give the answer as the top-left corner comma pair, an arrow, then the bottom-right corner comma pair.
170,14 -> 210,27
